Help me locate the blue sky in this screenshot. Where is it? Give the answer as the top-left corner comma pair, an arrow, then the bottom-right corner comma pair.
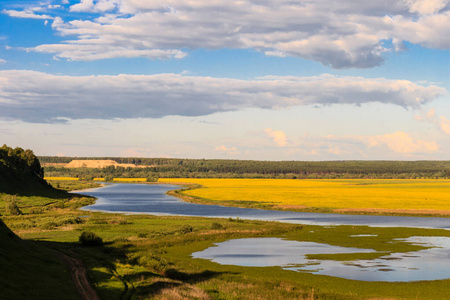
0,0 -> 449,160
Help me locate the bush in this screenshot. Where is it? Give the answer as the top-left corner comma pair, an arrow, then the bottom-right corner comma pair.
7,201 -> 22,216
4,195 -> 22,216
137,254 -> 168,272
211,222 -> 224,230
79,231 -> 103,246
178,224 -> 193,234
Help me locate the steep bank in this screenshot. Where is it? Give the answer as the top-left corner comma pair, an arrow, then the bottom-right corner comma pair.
0,145 -> 57,196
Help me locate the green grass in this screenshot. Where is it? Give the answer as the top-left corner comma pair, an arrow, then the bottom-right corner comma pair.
46,179 -> 102,191
2,181 -> 450,299
0,219 -> 79,300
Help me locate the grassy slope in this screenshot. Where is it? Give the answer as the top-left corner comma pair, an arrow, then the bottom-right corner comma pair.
0,218 -> 79,300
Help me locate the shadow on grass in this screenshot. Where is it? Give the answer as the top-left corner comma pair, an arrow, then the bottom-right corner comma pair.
131,269 -> 235,298
31,239 -> 232,300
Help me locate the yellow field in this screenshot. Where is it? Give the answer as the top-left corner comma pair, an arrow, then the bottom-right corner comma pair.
113,178 -> 147,182
44,176 -> 79,181
159,178 -> 450,214
44,177 -> 145,182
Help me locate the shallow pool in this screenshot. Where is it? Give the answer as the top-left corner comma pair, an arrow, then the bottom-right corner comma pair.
192,237 -> 450,282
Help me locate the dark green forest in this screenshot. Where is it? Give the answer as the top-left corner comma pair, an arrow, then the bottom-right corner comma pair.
40,156 -> 450,179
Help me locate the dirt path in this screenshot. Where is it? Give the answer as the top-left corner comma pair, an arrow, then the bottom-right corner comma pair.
58,251 -> 100,300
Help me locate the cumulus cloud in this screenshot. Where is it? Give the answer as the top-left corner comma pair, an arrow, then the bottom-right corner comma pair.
215,145 -> 240,155
415,108 -> 450,135
0,70 -> 445,123
293,131 -> 439,158
3,9 -> 54,20
362,131 -> 439,153
5,0 -> 450,68
265,129 -> 288,147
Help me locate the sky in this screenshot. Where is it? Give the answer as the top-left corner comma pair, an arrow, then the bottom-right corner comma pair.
0,0 -> 449,161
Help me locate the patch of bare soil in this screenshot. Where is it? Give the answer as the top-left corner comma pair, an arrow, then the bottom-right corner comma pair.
58,251 -> 100,300
65,160 -> 138,168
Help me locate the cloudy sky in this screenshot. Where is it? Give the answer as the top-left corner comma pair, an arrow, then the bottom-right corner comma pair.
0,0 -> 449,160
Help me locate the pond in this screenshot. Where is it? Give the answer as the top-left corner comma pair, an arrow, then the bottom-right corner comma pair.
192,236 -> 450,282
79,183 -> 450,229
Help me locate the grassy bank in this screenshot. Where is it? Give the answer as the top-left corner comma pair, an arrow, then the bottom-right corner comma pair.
1,180 -> 450,299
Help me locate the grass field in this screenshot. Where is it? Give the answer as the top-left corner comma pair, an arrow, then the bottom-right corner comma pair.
159,178 -> 450,215
2,180 -> 450,299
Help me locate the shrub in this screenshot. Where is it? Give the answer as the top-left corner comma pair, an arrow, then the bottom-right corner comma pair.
79,231 -> 103,246
211,222 -> 224,230
4,195 -> 22,216
109,218 -> 131,225
114,237 -> 129,243
7,201 -> 22,216
137,254 -> 168,272
138,233 -> 148,238
41,221 -> 57,230
178,224 -> 193,234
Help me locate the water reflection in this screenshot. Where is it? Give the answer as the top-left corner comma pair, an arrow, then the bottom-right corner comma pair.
192,237 -> 450,282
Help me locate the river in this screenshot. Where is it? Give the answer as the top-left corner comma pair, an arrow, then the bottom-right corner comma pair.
78,183 -> 450,229
78,183 -> 450,282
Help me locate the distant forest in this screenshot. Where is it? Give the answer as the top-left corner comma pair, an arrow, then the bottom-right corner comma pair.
39,156 -> 450,179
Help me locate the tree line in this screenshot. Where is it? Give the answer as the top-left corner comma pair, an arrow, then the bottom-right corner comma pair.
1,145 -> 47,194
40,156 -> 450,179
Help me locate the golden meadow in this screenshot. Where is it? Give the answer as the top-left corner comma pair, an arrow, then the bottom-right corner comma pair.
159,178 -> 450,214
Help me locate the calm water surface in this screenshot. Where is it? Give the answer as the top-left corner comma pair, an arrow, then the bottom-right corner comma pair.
192,237 -> 450,282
79,183 -> 450,229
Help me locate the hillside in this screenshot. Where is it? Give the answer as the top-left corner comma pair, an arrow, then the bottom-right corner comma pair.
0,219 -> 79,300
0,145 -> 81,299
0,145 -> 56,195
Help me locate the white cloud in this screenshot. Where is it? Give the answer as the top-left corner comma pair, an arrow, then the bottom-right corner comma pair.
439,116 -> 450,134
287,132 -> 439,158
5,0 -> 449,68
415,108 -> 450,135
70,0 -> 119,12
0,70 -> 445,123
0,59 -> 6,64
264,129 -> 288,147
3,9 -> 54,20
403,0 -> 449,15
215,145 -> 240,155
363,131 -> 439,153
70,0 -> 95,12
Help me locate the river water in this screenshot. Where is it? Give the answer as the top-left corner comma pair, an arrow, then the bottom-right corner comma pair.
79,183 -> 450,230
78,183 -> 450,282
192,236 -> 450,282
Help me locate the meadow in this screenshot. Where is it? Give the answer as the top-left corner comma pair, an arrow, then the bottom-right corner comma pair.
159,178 -> 450,216
2,179 -> 450,299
